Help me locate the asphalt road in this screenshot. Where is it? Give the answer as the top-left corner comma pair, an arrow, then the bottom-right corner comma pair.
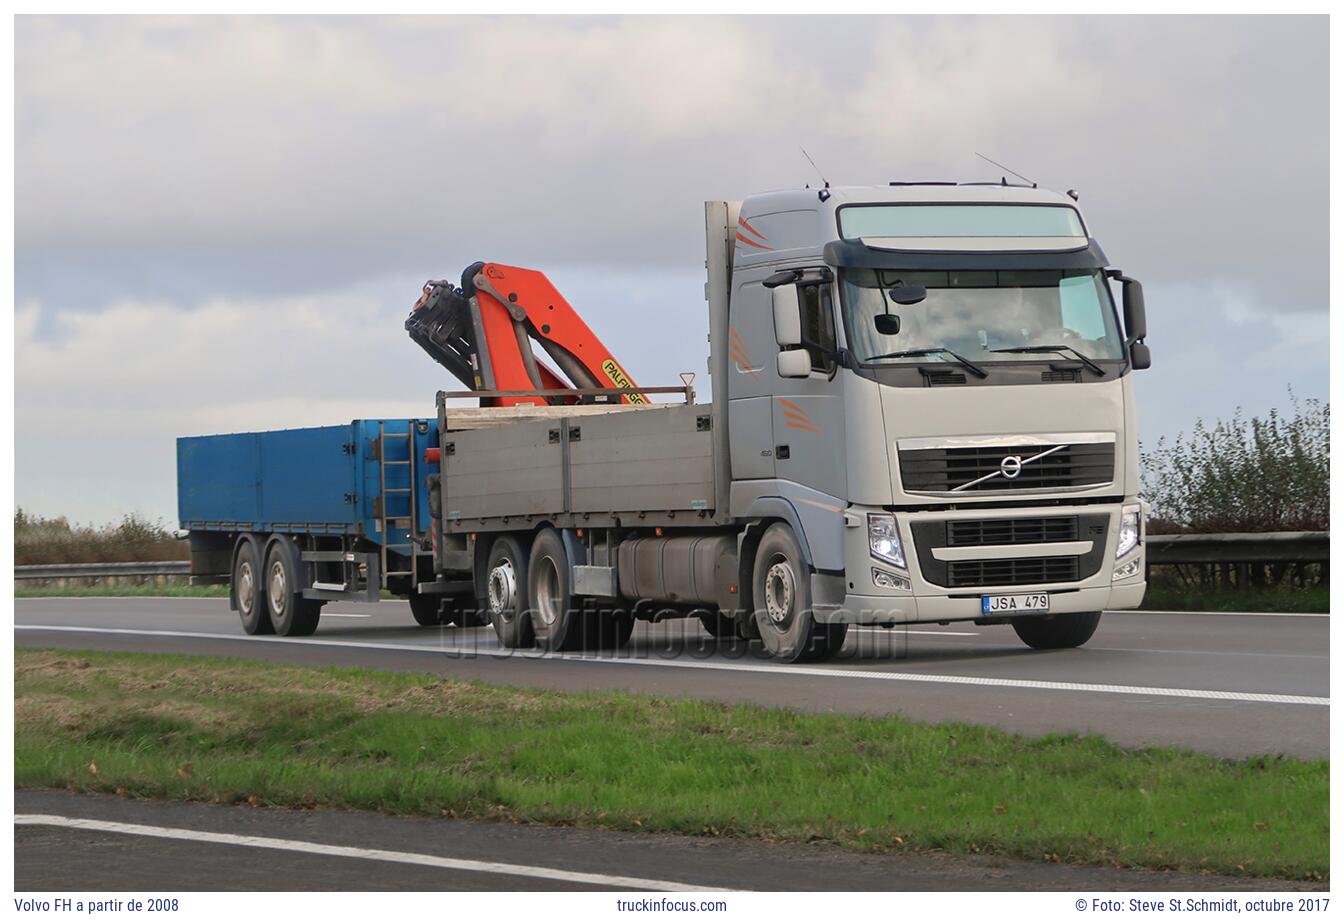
14,790 -> 1325,892
14,596 -> 1329,759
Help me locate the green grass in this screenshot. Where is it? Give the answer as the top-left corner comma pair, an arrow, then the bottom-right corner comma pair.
14,649 -> 1327,881
15,584 -> 229,599
1140,583 -> 1329,614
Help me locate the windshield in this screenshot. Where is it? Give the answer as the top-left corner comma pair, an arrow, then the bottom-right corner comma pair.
841,268 -> 1125,365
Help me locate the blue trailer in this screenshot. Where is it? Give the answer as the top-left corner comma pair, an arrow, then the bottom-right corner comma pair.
176,418 -> 464,635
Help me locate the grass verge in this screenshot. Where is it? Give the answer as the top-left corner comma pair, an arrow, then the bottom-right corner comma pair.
15,649 -> 1327,881
15,584 -> 230,599
1140,583 -> 1329,614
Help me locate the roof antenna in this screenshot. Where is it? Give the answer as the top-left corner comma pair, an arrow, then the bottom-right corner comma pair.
800,147 -> 829,187
800,146 -> 832,202
974,152 -> 1037,188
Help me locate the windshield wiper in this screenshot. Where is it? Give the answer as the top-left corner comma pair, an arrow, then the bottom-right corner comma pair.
867,347 -> 988,378
991,344 -> 1105,377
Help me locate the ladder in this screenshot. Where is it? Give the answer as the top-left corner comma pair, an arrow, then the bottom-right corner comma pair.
377,421 -> 418,589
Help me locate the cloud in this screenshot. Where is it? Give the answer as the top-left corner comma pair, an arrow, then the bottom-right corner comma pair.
16,16 -> 1328,310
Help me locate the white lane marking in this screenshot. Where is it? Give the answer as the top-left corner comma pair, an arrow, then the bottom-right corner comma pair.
322,613 -> 371,618
16,625 -> 1328,707
852,627 -> 980,637
1107,609 -> 1327,619
14,814 -> 730,892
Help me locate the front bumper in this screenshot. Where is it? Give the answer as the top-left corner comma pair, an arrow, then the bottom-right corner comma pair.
813,500 -> 1147,625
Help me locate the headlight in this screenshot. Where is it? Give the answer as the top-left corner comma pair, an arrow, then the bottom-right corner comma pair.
1116,505 -> 1141,558
868,513 -> 906,569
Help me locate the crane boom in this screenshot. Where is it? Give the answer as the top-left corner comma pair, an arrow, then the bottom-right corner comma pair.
406,262 -> 643,408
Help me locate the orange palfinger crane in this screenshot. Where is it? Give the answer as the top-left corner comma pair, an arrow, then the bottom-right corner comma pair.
405,261 -> 645,408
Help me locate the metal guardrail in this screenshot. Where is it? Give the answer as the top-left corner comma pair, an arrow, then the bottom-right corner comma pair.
13,533 -> 1329,582
15,561 -> 190,581
1146,532 -> 1329,565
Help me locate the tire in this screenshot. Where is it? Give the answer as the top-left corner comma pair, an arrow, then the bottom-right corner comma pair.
409,593 -> 451,627
597,608 -> 636,650
486,536 -> 534,648
698,610 -> 739,639
233,536 -> 272,635
264,538 -> 321,637
446,593 -> 489,627
1011,611 -> 1102,650
752,523 -> 843,662
527,527 -> 595,652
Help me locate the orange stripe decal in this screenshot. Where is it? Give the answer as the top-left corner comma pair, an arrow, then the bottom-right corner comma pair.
786,421 -> 820,434
738,216 -> 768,241
778,399 -> 805,414
735,232 -> 771,251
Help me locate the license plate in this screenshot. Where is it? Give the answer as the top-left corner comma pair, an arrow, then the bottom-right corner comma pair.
982,593 -> 1050,614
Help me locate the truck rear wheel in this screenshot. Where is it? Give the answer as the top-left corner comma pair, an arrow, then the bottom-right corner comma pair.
233,536 -> 272,635
1011,611 -> 1102,649
409,593 -> 451,627
527,527 -> 595,652
486,536 -> 534,648
752,523 -> 847,663
264,539 -> 321,637
697,610 -> 738,639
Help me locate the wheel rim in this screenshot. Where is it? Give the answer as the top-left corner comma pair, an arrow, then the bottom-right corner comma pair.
488,559 -> 516,621
535,557 -> 562,627
269,558 -> 287,617
237,559 -> 254,615
764,558 -> 795,628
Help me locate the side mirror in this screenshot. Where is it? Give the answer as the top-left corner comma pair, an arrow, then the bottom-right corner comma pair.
1129,341 -> 1152,370
889,284 -> 927,306
1122,279 -> 1146,343
777,349 -> 811,378
771,285 -> 802,347
874,314 -> 901,336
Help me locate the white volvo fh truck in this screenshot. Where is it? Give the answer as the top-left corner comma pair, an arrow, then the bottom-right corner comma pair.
424,180 -> 1151,662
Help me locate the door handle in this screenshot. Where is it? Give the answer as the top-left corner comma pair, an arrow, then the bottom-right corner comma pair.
776,445 -> 791,460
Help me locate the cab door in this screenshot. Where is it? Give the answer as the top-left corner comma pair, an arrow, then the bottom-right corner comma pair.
770,272 -> 847,500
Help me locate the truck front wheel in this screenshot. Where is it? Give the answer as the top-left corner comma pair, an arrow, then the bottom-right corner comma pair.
752,523 -> 847,663
1011,611 -> 1102,650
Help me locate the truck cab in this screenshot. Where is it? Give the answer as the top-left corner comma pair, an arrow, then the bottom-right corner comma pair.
706,183 -> 1149,651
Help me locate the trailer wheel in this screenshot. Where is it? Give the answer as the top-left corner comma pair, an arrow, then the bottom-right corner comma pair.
486,536 -> 534,648
1011,611 -> 1102,650
527,527 -> 592,652
264,539 -> 321,637
752,523 -> 846,662
233,536 -> 271,635
409,593 -> 451,627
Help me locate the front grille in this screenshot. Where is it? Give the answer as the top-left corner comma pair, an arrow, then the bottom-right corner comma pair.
947,516 -> 1078,546
899,441 -> 1114,493
909,513 -> 1112,589
947,556 -> 1080,588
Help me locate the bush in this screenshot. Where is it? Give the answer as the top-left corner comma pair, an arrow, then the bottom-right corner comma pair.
14,509 -> 188,566
1141,391 -> 1329,534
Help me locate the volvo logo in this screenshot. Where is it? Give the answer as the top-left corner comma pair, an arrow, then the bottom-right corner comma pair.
999,455 -> 1023,479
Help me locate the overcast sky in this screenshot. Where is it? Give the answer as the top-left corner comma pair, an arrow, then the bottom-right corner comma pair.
15,14 -> 1329,524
